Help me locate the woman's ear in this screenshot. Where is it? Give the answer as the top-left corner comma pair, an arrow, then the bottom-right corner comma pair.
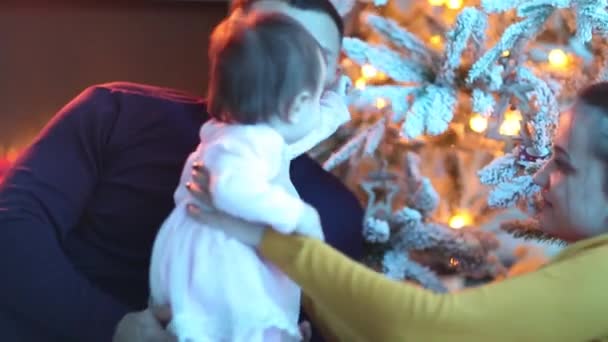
285,91 -> 312,123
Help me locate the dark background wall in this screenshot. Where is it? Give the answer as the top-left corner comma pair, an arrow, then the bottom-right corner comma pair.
0,2 -> 228,154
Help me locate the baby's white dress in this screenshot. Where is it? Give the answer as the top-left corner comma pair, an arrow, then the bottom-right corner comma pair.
149,89 -> 350,342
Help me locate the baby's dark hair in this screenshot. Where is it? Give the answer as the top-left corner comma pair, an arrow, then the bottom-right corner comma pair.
207,12 -> 323,124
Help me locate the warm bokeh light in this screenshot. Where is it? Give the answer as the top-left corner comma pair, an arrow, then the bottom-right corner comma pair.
355,78 -> 366,90
429,35 -> 442,47
375,98 -> 388,109
5,149 -> 20,163
499,110 -> 522,136
548,49 -> 568,68
501,50 -> 510,57
428,0 -> 445,6
505,109 -> 522,121
361,64 -> 378,79
446,0 -> 463,9
469,114 -> 488,133
448,211 -> 473,229
499,119 -> 521,136
449,257 -> 460,267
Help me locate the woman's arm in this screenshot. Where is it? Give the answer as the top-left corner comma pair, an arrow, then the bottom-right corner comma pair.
184,164 -> 608,341
260,230 -> 608,342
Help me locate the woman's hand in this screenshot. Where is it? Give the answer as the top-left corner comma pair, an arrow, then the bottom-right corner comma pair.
185,162 -> 215,209
186,162 -> 266,247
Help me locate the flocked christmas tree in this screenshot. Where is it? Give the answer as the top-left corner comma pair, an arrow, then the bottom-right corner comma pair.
313,0 -> 608,289
359,151 -> 504,291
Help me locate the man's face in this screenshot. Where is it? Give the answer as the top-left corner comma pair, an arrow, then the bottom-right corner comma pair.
248,0 -> 342,88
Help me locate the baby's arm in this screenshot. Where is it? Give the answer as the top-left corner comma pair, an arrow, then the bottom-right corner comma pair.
204,138 -> 313,235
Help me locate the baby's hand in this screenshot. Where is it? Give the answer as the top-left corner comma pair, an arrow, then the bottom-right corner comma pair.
327,71 -> 352,97
334,74 -> 352,97
320,89 -> 351,128
294,205 -> 324,241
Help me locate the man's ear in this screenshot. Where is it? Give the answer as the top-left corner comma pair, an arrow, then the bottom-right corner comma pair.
286,91 -> 312,123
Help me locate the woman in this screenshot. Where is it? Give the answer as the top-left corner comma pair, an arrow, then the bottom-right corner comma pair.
185,82 -> 608,341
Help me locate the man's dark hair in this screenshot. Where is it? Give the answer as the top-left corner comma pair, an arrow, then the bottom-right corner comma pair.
207,12 -> 323,124
231,0 -> 344,38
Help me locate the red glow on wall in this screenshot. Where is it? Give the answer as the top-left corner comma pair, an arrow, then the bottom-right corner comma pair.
0,158 -> 12,183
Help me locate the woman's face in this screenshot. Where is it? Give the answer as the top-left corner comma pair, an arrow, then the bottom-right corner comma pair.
534,105 -> 608,242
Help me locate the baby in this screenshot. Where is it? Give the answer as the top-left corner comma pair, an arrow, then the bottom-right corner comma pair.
149,11 -> 350,342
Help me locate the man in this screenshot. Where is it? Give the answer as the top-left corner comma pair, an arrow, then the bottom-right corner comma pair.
0,0 -> 363,341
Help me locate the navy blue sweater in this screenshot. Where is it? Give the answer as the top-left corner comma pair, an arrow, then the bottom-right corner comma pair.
0,82 -> 364,341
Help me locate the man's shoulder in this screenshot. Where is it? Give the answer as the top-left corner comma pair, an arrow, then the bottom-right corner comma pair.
70,82 -> 209,131
86,81 -> 205,106
54,82 -> 208,159
56,81 -> 208,133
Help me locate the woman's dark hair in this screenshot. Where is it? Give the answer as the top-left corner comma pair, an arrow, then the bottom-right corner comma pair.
577,82 -> 608,194
207,12 -> 323,124
578,82 -> 608,158
578,82 -> 608,114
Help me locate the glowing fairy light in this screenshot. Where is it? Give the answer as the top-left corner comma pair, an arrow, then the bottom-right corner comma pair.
469,114 -> 488,133
448,211 -> 472,229
429,35 -> 442,47
446,0 -> 463,9
548,49 -> 569,68
428,0 -> 445,6
355,78 -> 366,89
499,109 -> 523,136
361,64 -> 378,79
375,98 -> 388,109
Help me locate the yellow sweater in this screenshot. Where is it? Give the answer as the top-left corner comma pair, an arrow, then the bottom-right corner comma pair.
260,231 -> 608,342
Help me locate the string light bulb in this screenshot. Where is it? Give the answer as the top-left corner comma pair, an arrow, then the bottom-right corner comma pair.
501,50 -> 510,57
361,64 -> 378,79
548,49 -> 568,68
429,35 -> 442,47
448,211 -> 472,229
469,114 -> 488,133
499,109 -> 522,136
375,98 -> 388,109
355,78 -> 366,90
499,119 -> 521,136
505,109 -> 522,121
446,0 -> 463,9
428,0 -> 445,6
